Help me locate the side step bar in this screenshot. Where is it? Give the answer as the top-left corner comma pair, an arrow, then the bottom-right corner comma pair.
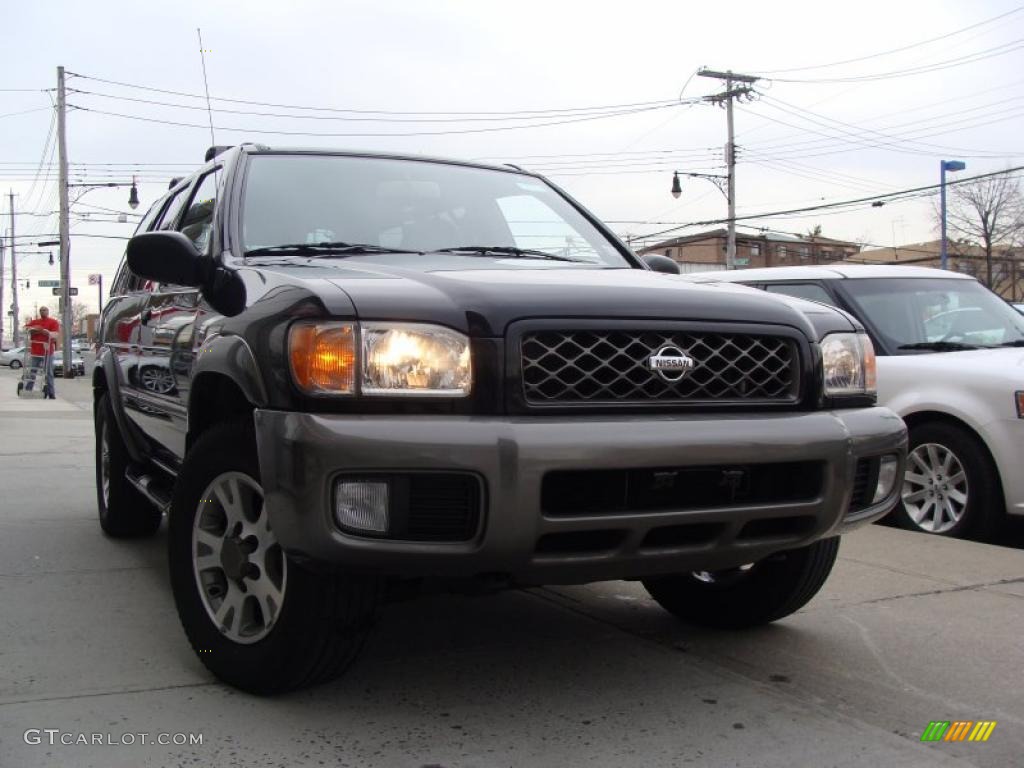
126,468 -> 174,514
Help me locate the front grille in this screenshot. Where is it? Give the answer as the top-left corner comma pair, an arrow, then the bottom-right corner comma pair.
521,330 -> 798,405
542,462 -> 823,517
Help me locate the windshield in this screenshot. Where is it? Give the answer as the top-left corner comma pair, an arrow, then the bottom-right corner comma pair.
240,154 -> 630,267
841,277 -> 1024,352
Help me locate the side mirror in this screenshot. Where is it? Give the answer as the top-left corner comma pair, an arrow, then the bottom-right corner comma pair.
126,231 -> 247,317
642,254 -> 681,274
127,231 -> 206,286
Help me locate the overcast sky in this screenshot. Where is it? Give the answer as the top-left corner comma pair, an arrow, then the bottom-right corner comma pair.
3,0 -> 1022,317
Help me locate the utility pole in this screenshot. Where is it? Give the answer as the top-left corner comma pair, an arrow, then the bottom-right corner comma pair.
56,65 -> 73,376
697,69 -> 758,269
8,193 -> 18,346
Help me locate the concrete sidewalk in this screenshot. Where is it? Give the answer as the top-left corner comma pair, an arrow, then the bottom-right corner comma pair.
0,367 -> 1020,767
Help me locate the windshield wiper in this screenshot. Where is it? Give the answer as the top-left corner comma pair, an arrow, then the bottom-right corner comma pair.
997,339 -> 1024,347
245,241 -> 421,258
432,245 -> 586,263
897,341 -> 981,351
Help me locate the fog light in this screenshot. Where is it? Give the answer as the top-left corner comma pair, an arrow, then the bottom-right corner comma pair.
873,455 -> 899,503
334,480 -> 389,534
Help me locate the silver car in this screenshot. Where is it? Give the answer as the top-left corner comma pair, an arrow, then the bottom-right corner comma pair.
0,347 -> 27,368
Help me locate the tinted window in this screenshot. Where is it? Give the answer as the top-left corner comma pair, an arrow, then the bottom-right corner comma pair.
241,155 -> 628,267
179,170 -> 219,252
842,277 -> 1024,351
112,201 -> 165,295
157,184 -> 192,231
765,282 -> 837,307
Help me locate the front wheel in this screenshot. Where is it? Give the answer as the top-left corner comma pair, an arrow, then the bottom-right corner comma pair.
643,537 -> 840,629
894,421 -> 1000,539
168,420 -> 382,694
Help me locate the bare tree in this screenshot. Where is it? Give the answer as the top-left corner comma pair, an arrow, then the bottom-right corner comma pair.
937,172 -> 1024,288
70,300 -> 90,332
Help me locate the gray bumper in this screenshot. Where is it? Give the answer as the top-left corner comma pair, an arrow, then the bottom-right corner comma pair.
254,407 -> 907,585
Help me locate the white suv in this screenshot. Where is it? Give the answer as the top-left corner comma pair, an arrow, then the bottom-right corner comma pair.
688,265 -> 1024,539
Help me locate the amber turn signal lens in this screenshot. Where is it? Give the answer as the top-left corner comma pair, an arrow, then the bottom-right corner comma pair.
289,323 -> 356,394
862,335 -> 877,394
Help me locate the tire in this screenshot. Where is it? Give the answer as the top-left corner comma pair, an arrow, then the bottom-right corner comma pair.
95,392 -> 163,538
894,421 -> 1001,540
168,420 -> 382,695
10,359 -> 21,369
642,537 -> 840,629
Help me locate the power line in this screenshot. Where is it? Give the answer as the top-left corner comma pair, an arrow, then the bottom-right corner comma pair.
68,102 -> 683,138
750,93 -> 1024,157
756,6 -> 1024,74
67,87 -> 694,123
767,37 -> 1024,83
68,71 -> 682,117
639,166 -> 1024,239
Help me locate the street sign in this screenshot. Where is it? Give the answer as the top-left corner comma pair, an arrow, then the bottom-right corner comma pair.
52,287 -> 78,296
38,280 -> 60,288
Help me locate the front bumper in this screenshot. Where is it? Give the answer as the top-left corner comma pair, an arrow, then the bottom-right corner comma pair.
254,407 -> 907,585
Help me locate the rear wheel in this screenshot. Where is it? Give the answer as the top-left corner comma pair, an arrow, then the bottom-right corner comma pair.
894,421 -> 1000,539
94,392 -> 162,538
643,537 -> 840,629
10,359 -> 21,370
169,420 -> 382,694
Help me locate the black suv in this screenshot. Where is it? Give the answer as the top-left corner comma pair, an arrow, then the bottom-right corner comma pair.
95,145 -> 906,693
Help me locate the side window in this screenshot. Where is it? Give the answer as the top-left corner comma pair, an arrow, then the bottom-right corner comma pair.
156,184 -> 192,231
765,282 -> 837,307
178,170 -> 219,253
112,201 -> 165,295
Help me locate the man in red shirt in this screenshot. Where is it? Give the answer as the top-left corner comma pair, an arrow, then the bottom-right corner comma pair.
24,306 -> 60,398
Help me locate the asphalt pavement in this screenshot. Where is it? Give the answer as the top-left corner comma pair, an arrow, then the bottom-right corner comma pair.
0,366 -> 1021,768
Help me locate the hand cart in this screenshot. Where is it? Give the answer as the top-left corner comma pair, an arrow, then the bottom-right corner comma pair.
16,328 -> 55,399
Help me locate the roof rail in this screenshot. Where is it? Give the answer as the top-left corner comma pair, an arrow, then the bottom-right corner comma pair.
205,145 -> 233,162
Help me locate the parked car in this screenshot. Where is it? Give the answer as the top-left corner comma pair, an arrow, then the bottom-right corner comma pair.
1,346 -> 26,368
687,265 -> 1024,539
53,351 -> 86,377
96,145 -> 906,694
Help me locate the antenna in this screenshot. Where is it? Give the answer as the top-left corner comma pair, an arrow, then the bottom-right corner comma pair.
196,28 -> 216,146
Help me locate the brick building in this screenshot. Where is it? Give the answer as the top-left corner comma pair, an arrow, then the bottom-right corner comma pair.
850,240 -> 1023,302
637,229 -> 861,273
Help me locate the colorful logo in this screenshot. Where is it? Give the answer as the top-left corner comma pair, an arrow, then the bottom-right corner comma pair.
921,721 -> 997,743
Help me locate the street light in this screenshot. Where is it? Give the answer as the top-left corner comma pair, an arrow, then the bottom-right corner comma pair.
669,170 -> 729,201
940,160 -> 966,271
127,177 -> 140,210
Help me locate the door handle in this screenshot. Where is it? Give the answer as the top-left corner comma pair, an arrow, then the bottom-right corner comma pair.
141,309 -> 152,325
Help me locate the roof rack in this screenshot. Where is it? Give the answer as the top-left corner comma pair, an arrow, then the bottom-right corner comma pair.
205,145 -> 233,162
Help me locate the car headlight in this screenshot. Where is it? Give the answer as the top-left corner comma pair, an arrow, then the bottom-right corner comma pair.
821,332 -> 876,396
289,321 -> 472,397
362,322 -> 471,396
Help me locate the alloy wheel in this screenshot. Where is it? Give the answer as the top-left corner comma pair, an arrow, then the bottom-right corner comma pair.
192,471 -> 287,644
902,442 -> 968,534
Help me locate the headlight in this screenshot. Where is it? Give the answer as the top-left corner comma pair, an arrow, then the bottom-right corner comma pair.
362,322 -> 471,397
821,332 -> 876,396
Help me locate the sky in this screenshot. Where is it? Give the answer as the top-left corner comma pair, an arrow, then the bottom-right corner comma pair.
2,0 -> 1022,323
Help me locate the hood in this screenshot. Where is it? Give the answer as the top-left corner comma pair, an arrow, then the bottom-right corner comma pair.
250,261 -> 852,338
884,345 -> 1024,376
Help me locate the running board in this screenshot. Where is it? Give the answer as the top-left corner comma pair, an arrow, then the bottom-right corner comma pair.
125,469 -> 174,514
